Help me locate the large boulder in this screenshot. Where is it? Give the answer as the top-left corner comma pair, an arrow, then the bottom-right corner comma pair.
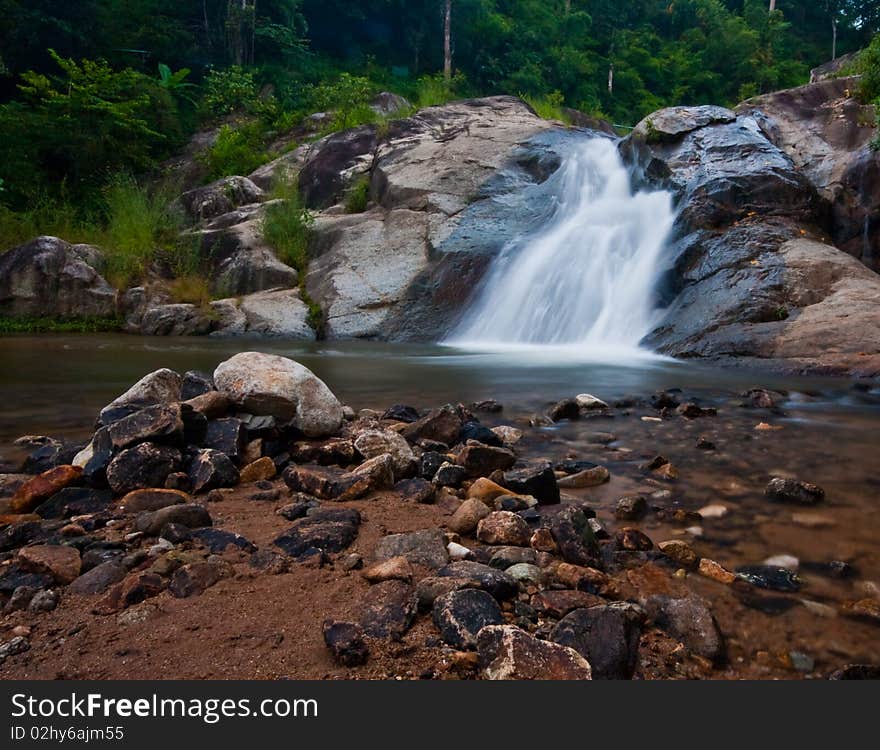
178,176 -> 264,222
213,352 -> 342,437
736,77 -> 880,270
0,236 -> 116,318
621,104 -> 880,376
210,289 -> 315,339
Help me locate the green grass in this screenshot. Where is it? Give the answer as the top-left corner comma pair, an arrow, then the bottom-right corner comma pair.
522,91 -> 571,124
0,316 -> 123,333
200,123 -> 271,181
344,175 -> 371,213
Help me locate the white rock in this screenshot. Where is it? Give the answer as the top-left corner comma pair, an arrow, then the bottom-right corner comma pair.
800,599 -> 837,618
576,393 -> 608,410
214,352 -> 343,437
101,369 -> 182,416
354,429 -> 415,479
763,554 -> 799,570
491,425 -> 523,445
447,542 -> 471,561
685,526 -> 704,537
697,504 -> 728,519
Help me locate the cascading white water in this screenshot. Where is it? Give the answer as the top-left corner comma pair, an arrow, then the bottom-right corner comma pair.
447,137 -> 675,359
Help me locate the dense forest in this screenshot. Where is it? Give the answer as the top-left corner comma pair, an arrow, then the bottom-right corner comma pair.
0,1 -> 878,261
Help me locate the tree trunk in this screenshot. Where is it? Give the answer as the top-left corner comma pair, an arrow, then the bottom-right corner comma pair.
769,0 -> 776,11
832,17 -> 838,60
565,0 -> 572,14
443,0 -> 452,81
608,62 -> 614,94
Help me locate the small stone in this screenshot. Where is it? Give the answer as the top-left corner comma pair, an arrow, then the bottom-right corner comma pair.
615,527 -> 653,551
447,542 -> 471,561
505,563 -> 544,584
791,513 -> 836,528
843,599 -> 880,623
106,443 -> 181,495
382,404 -> 421,423
553,563 -> 608,591
530,528 -> 558,553
549,398 -> 580,422
400,405 -> 462,446
696,436 -> 716,450
698,558 -> 737,584
433,462 -> 467,488
458,422 -> 504,447
736,565 -> 801,592
273,508 -> 361,559
551,603 -> 644,679
503,462 -> 560,506
28,588 -> 60,612
433,589 -> 503,649
0,636 -> 31,660
800,599 -> 838,618
168,560 -> 228,598
698,504 -> 728,519
238,456 -> 276,484
615,495 -> 648,520
322,620 -> 369,666
107,403 -> 184,450
477,511 -> 531,546
448,498 -> 491,535
10,465 -> 83,514
18,545 -> 81,584
575,393 -> 608,410
531,590 -> 603,618
646,594 -> 724,662
69,561 -> 127,595
557,465 -> 610,488
119,488 -> 189,513
354,429 -> 416,480
489,546 -> 537,569
362,556 -> 413,584
478,625 -> 592,680
466,477 -> 510,504
437,561 -> 518,600
765,477 -> 825,505
455,444 -> 516,477
188,449 -> 240,494
394,477 -> 434,504
658,540 -> 698,567
763,554 -> 799,570
373,528 -> 449,569
134,503 -> 212,536
550,506 -> 600,567
359,580 -> 417,639
491,426 -> 522,445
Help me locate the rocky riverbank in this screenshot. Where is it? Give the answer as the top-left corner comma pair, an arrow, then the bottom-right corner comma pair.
1,354 -> 878,679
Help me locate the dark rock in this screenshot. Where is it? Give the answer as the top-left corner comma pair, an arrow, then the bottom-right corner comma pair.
373,528 -> 449,569
828,664 -> 880,680
419,451 -> 445,480
134,503 -> 212,536
696,436 -> 717,450
471,399 -> 503,413
106,443 -> 181,495
4,585 -> 37,612
437,561 -> 518,600
180,371 -> 215,400
10,465 -> 83,513
551,604 -> 644,679
289,438 -> 355,467
550,506 -> 600,566
191,528 -> 256,554
531,590 -> 604,619
160,523 -> 192,544
554,459 -> 599,475
549,398 -> 580,422
34,488 -> 112,519
203,418 -> 246,463
81,427 -> 114,484
651,390 -> 680,410
646,594 -> 725,662
736,591 -> 799,616
615,495 -> 648,521
359,580 -> 417,639
477,625 -> 592,680
107,404 -> 184,450
169,561 -> 227,598
414,576 -> 473,611
503,462 -> 560,506
456,443 -> 516,477
0,564 -> 54,595
489,547 -> 537,570
459,422 -> 503,447
277,500 -> 319,521
677,402 -> 717,418
400,405 -> 462,446
164,472 -> 193,492
187,449 -> 240,494
80,545 -> 125,572
382,404 -> 421,423
322,620 -> 369,666
801,560 -> 856,579
179,176 -> 264,221
615,527 -> 654,552
28,589 -> 59,612
394,477 -> 434,504
273,508 -> 361,559
741,387 -> 784,410
433,462 -> 467,488
20,438 -> 63,474
68,561 -> 126,595
765,477 -> 825,505
433,589 -> 503,649
735,565 -> 801,592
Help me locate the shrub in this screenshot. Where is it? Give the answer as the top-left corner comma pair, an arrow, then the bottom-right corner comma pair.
857,33 -> 880,103
344,175 -> 371,213
309,73 -> 375,130
414,72 -> 465,108
202,66 -> 261,116
261,177 -> 313,272
201,123 -> 269,180
522,91 -> 571,123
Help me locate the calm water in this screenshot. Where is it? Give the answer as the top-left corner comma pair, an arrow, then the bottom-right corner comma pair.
1,333 -> 879,672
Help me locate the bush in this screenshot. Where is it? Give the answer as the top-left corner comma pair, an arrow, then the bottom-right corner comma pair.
308,73 -> 376,130
261,177 -> 313,272
202,66 -> 261,116
857,34 -> 880,103
201,123 -> 270,180
344,175 -> 371,213
414,72 -> 465,108
522,91 -> 571,123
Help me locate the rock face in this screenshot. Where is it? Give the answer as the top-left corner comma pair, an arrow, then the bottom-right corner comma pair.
737,77 -> 880,270
621,102 -> 880,376
0,236 -> 116,319
213,352 -> 343,437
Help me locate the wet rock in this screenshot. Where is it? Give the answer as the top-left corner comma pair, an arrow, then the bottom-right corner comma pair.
107,404 -> 184,450
239,456 -> 276,484
34,487 -> 112,519
322,620 -> 369,666
765,477 -> 825,505
169,561 -> 227,598
472,399 -> 503,413
615,495 -> 648,521
550,506 -> 600,567
433,462 -> 467,488
448,498 -> 491,535
354,430 -> 416,479
742,388 -> 784,410
213,352 -> 343,438
491,426 -> 522,446
373,528 -> 449,569
677,402 -> 716,418
734,565 -> 802,592
549,399 -> 581,422
615,527 -> 654,552
10,465 -> 83,514
134,503 -> 212,536
696,436 -> 716,450
273,508 -> 361,559
576,393 -> 609,411
191,528 -> 256,554
68,560 -> 126,595
17,544 -> 81,584
118,488 -> 188,514
843,599 -> 880,624
647,594 -> 725,662
437,561 -> 518,600
456,443 -> 517,477
531,590 -> 603,618
433,589 -> 503,649
394,477 -> 434,504
362,556 -> 413,584
698,558 -> 737,584
100,369 -> 182,424
382,404 -> 420,423
478,625 -> 592,680
459,422 -> 503,447
203,418 -> 246,463
187,449 -> 240,494
503,462 -> 560,506
466,477 -> 511,504
658,539 -> 698,567
106,443 -> 181,495
180,371 -> 215,400
476,511 -> 531,546
551,603 -> 644,679
489,547 -> 537,570
400,405 -> 462,446
359,580 -> 417,639
801,560 -> 855,579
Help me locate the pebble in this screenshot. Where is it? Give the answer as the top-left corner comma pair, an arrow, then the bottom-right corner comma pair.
556,465 -> 610,489
799,599 -> 837,618
763,554 -> 799,570
615,495 -> 648,521
658,539 -> 698,567
791,512 -> 836,528
361,556 -> 413,584
447,542 -> 471,561
698,558 -> 737,584
698,504 -> 728,519
641,417 -> 662,423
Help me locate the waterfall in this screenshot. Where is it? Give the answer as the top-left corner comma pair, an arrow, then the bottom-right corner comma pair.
446,137 -> 675,359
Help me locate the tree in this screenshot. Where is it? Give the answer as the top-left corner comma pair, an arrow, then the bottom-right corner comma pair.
443,0 -> 452,80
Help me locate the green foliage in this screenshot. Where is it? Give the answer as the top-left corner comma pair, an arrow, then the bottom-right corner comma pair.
308,73 -> 375,130
522,91 -> 571,123
262,177 -> 313,272
201,124 -> 270,181
157,63 -> 196,105
202,66 -> 261,116
414,72 -> 465,108
857,33 -> 880,103
344,175 -> 371,214
0,316 -> 123,334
